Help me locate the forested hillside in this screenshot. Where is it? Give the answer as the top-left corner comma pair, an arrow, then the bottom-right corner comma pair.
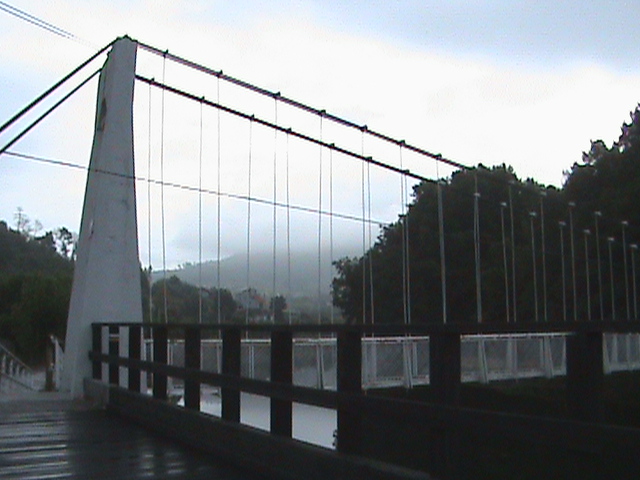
0,219 -> 73,365
333,105 -> 640,325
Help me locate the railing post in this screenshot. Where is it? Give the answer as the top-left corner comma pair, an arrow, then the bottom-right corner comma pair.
45,342 -> 54,391
566,329 -> 603,422
153,325 -> 168,401
337,327 -> 362,455
92,324 -> 102,380
270,329 -> 293,437
128,325 -> 141,392
222,328 -> 241,422
430,332 -> 461,405
315,343 -> 324,389
184,326 -> 201,411
108,326 -> 119,386
429,331 -> 461,478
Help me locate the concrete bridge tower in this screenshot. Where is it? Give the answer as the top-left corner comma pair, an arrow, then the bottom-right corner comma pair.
61,37 -> 142,397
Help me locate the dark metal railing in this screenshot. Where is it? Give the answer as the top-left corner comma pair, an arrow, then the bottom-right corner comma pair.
89,321 -> 640,478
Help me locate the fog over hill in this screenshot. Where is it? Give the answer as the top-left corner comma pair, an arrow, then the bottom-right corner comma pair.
152,247 -> 360,298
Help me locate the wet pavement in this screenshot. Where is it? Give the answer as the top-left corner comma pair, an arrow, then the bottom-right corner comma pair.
0,392 -> 268,479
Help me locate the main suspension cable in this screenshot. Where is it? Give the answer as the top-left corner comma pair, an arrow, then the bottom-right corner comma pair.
0,69 -> 101,156
137,40 -> 468,172
135,75 -> 429,184
0,40 -> 112,135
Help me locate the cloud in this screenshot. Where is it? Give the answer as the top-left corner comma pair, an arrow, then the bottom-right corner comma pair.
1,1 -> 639,268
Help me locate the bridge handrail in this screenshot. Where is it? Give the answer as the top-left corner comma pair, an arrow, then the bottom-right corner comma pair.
0,370 -> 36,390
90,321 -> 640,477
0,342 -> 37,392
91,320 -> 640,335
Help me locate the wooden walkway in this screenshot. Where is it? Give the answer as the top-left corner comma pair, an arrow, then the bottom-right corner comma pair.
0,393 -> 269,479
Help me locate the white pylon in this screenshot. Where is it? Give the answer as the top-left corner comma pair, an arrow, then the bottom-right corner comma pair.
61,37 -> 141,397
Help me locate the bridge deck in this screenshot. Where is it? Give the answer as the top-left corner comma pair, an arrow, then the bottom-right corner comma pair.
0,392 -> 267,480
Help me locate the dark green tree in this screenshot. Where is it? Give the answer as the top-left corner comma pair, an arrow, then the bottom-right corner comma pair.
334,165 -> 563,324
269,295 -> 287,323
0,218 -> 74,364
333,104 -> 640,325
150,276 -> 236,323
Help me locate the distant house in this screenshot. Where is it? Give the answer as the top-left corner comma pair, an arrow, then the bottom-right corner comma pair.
235,288 -> 268,321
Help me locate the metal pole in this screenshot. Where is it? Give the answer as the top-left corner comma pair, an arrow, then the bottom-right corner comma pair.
559,221 -> 567,322
584,229 -> 591,321
509,183 -> 517,322
568,202 -> 577,321
622,221 -> 630,319
631,244 -> 638,320
594,211 -> 604,320
529,212 -> 539,323
540,192 -> 548,322
500,202 -> 510,323
608,237 -> 616,320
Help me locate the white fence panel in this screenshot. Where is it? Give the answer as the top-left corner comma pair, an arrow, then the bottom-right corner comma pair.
136,332 -> 640,397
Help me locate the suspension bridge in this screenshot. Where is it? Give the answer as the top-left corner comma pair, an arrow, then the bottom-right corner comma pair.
2,36 -> 640,480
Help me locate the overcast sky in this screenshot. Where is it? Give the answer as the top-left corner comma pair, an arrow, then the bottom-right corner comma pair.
1,1 -> 639,268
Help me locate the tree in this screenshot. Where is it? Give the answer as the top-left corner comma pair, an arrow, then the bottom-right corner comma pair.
0,273 -> 72,365
203,287 -> 237,323
333,104 -> 640,325
333,165 -> 563,324
269,295 -> 287,323
150,276 -> 237,323
13,207 -> 42,238
151,276 -> 199,323
0,218 -> 74,365
54,227 -> 75,259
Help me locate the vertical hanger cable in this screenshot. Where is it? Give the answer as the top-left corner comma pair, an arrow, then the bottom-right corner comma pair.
317,116 -> 323,325
198,100 -> 204,324
272,99 -> 278,323
147,82 -> 153,323
329,143 -> 335,324
436,160 -> 447,324
286,131 -> 292,325
367,158 -> 375,325
360,130 -> 367,324
474,171 -> 482,323
245,119 -> 253,327
509,184 -> 517,322
404,158 -> 412,325
399,146 -> 408,325
216,77 -> 222,323
160,54 -> 168,324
